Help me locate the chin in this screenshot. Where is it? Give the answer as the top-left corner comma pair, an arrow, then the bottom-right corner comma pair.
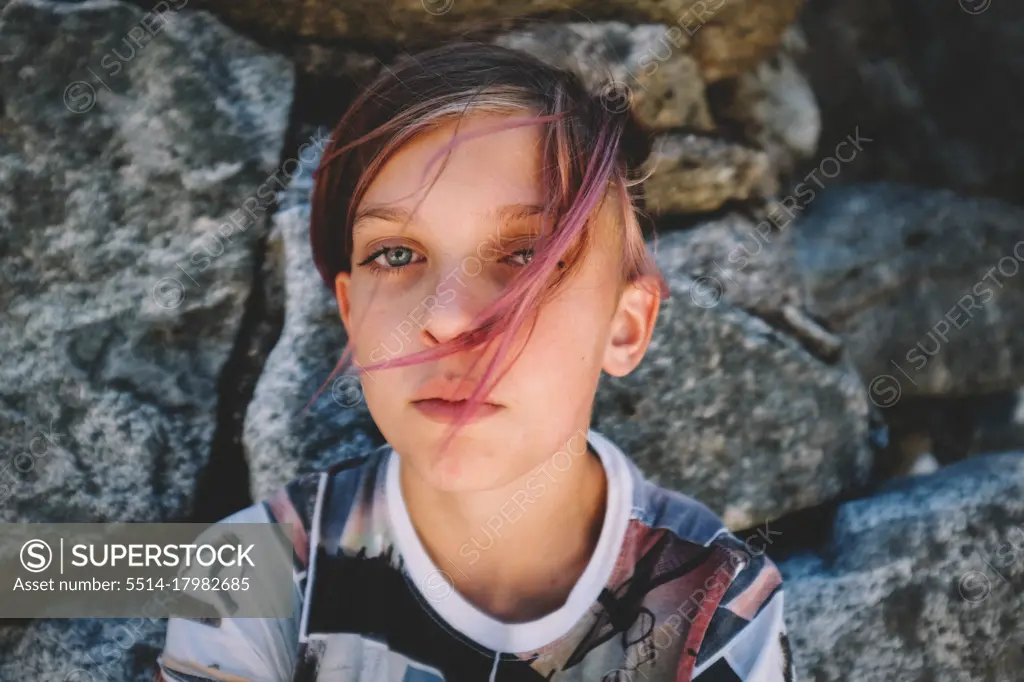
407,440 -> 510,493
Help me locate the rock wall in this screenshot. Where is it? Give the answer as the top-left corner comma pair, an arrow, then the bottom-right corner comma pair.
1,0 -> 1022,679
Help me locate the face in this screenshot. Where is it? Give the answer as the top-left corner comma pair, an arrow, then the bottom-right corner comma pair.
334,111 -> 658,493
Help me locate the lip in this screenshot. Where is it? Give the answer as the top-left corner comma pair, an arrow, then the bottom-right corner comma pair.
412,375 -> 499,403
412,399 -> 503,424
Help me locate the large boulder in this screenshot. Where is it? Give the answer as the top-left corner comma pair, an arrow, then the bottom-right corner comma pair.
648,213 -> 847,361
591,271 -> 873,529
794,183 -> 1024,401
781,452 -> 1024,682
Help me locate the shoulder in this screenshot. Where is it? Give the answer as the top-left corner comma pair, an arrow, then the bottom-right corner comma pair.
628,468 -> 786,627
221,443 -> 392,572
691,530 -> 791,680
618,440 -> 781,578
605,437 -> 792,679
631,475 -> 732,549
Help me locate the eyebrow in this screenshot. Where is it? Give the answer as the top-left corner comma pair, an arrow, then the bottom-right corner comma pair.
352,202 -> 547,235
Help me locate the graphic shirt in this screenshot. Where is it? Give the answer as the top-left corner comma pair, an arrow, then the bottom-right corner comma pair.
157,429 -> 795,682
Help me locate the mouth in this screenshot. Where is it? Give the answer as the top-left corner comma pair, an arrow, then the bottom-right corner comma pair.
411,398 -> 503,424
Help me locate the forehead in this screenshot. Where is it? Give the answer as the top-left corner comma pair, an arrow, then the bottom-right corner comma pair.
358,113 -> 545,222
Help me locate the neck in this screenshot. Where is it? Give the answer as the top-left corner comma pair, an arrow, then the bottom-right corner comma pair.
400,436 -> 608,622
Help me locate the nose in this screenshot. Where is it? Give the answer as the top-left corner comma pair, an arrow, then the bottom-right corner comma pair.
420,268 -> 497,347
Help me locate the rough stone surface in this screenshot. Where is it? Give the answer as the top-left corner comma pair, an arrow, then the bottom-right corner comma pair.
591,273 -> 874,529
781,452 -> 1024,682
0,0 -> 291,520
196,0 -> 802,82
794,183 -> 1024,400
243,139 -> 383,502
494,22 -> 714,132
0,0 -> 291,676
651,212 -> 802,318
0,617 -> 165,682
643,133 -> 778,214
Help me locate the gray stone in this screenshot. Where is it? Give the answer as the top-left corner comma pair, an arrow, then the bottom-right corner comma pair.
651,212 -> 801,318
650,214 -> 846,360
591,273 -> 873,528
781,452 -> 1024,682
794,183 -> 1024,400
243,136 -> 382,502
643,133 -> 778,214
494,22 -> 714,132
0,617 -> 165,682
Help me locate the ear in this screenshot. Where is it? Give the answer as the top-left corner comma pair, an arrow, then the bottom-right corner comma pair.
602,276 -> 661,377
334,271 -> 352,333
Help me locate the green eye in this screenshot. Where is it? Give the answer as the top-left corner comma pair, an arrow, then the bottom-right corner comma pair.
356,244 -> 424,276
503,248 -> 534,266
382,246 -> 414,267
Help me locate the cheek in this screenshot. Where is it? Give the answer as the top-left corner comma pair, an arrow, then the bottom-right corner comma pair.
513,289 -> 609,385
348,312 -> 388,362
347,281 -> 418,359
